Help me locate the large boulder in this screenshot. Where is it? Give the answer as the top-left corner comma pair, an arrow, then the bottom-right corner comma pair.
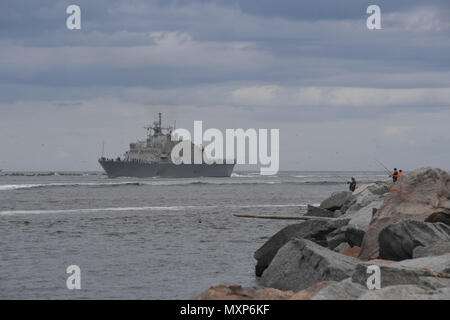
308,279 -> 449,300
254,219 -> 349,276
352,254 -> 450,290
413,241 -> 450,258
353,182 -> 390,197
306,205 -> 334,218
346,183 -> 388,216
394,253 -> 450,273
260,238 -> 360,292
342,184 -> 385,214
326,225 -> 366,249
378,220 -> 450,261
320,191 -> 354,212
345,200 -> 383,232
326,227 -> 348,249
357,285 -> 438,300
294,277 -> 449,300
345,227 -> 366,247
311,278 -> 367,300
340,197 -> 357,215
359,167 -> 450,260
415,287 -> 450,300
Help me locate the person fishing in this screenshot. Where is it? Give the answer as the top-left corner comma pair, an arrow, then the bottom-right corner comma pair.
348,177 -> 357,192
398,169 -> 403,178
392,168 -> 399,182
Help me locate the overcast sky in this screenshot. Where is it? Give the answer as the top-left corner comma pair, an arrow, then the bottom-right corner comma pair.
1,0 -> 449,171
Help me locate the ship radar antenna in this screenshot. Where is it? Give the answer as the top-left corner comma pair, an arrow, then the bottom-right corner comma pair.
159,112 -> 162,129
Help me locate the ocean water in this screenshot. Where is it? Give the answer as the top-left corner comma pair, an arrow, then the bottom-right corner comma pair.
0,170 -> 387,299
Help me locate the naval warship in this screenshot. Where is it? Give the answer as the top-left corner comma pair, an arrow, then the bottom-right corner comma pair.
98,113 -> 235,178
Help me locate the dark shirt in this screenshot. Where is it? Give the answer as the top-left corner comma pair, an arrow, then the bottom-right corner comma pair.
392,170 -> 398,182
349,181 -> 356,192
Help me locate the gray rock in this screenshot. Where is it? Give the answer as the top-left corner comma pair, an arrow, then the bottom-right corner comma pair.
358,284 -> 450,300
428,211 -> 450,225
352,255 -> 450,290
320,191 -> 354,212
333,210 -> 343,218
326,225 -> 366,249
344,189 -> 383,217
413,241 -> 450,258
340,196 -> 357,214
416,287 -> 450,300
254,219 -> 349,276
338,185 -> 384,243
306,205 -> 335,218
415,277 -> 450,290
358,285 -> 433,300
326,228 -> 348,249
378,220 -> 450,261
394,253 -> 450,274
352,263 -> 433,289
346,199 -> 383,232
353,182 -> 390,196
333,242 -> 351,253
318,183 -> 385,249
260,238 -> 360,292
345,226 -> 366,247
312,278 -> 368,300
366,183 -> 390,195
298,182 -> 384,251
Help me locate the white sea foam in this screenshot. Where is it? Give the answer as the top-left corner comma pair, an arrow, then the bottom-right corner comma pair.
0,184 -> 42,191
0,182 -> 142,191
230,173 -> 250,178
0,180 -> 284,191
0,203 -> 309,216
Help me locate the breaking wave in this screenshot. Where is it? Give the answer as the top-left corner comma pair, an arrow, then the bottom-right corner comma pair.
0,179 -> 352,191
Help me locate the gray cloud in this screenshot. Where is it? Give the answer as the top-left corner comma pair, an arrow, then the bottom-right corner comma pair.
0,0 -> 449,171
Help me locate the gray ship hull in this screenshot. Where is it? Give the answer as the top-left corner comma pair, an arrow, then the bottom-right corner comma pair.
99,160 -> 235,178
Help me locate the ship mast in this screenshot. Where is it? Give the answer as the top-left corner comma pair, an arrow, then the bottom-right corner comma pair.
144,112 -> 172,137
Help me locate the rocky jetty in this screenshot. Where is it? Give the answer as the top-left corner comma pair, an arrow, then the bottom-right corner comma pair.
196,167 -> 450,300
359,167 -> 450,260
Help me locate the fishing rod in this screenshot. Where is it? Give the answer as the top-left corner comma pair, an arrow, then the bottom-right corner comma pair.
336,175 -> 350,183
374,158 -> 392,175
